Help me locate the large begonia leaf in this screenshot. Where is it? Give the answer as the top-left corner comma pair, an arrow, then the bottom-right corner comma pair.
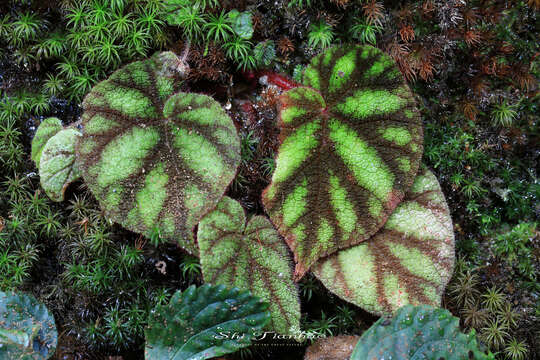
39,128 -> 82,202
197,196 -> 300,334
31,117 -> 63,168
76,52 -> 241,254
262,45 -> 423,279
312,167 -> 454,316
145,284 -> 270,360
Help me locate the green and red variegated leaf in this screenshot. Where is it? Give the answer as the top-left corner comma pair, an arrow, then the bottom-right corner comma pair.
262,45 -> 423,279
198,196 -> 301,335
76,52 -> 241,255
312,167 -> 454,315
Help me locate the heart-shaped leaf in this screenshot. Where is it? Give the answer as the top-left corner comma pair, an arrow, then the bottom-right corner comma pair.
312,167 -> 454,315
350,305 -> 494,360
262,45 -> 423,279
31,117 -> 63,168
198,196 -> 301,334
0,290 -> 58,359
76,52 -> 241,254
145,284 -> 270,360
39,128 -> 82,202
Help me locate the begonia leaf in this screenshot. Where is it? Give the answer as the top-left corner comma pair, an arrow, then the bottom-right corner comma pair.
39,128 -> 82,202
312,167 -> 454,315
198,196 -> 301,334
31,117 -> 63,168
263,45 -> 423,279
76,52 -> 240,254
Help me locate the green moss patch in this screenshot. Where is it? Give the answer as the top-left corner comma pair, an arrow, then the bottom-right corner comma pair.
312,167 -> 454,315
198,197 -> 301,334
76,52 -> 241,254
262,45 -> 423,279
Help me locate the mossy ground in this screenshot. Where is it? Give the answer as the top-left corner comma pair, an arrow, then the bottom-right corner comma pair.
1,0 -> 538,359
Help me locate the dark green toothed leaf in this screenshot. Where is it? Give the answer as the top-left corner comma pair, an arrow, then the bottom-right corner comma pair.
262,45 -> 423,279
350,305 -> 494,360
0,290 -> 58,359
145,284 -> 270,360
76,52 -> 240,254
39,128 -> 82,202
31,117 -> 63,168
312,167 -> 454,316
198,196 -> 300,335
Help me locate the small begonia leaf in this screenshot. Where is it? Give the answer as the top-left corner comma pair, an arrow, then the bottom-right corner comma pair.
76,52 -> 240,254
39,128 -> 82,202
31,117 -> 63,168
312,167 -> 454,315
198,196 -> 301,334
228,10 -> 254,39
263,45 -> 423,279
